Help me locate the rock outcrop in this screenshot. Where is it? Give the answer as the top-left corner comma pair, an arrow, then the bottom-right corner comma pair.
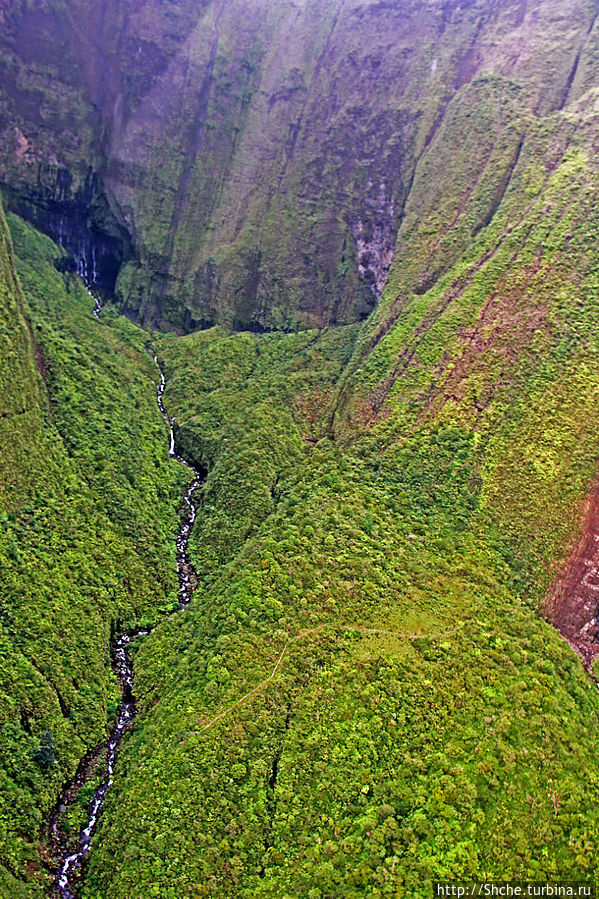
1,0 -> 597,330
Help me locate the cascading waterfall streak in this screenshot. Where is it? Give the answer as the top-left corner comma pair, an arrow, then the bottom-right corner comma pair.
53,342 -> 202,897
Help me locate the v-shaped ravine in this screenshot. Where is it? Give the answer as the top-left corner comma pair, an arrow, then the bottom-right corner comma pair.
51,326 -> 204,897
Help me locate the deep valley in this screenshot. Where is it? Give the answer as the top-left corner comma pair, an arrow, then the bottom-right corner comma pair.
2,1 -> 599,896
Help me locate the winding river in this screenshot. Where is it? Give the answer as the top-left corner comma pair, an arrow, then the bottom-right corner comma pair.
53,329 -> 203,896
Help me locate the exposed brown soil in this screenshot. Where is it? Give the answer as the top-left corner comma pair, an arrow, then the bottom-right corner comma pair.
34,345 -> 47,379
418,257 -> 548,425
547,481 -> 599,670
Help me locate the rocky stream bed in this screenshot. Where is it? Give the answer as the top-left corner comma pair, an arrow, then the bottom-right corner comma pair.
48,299 -> 203,897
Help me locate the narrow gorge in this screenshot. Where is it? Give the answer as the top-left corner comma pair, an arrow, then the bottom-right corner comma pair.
52,341 -> 204,897
3,1 -> 599,896
50,342 -> 204,899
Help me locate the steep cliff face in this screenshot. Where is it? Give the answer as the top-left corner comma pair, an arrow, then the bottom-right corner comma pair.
0,198 -> 45,511
0,0 -> 196,294
331,17 -> 599,600
1,0 -> 596,330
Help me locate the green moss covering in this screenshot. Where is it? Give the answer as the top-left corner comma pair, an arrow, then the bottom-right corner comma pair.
2,2 -> 599,896
2,0 -> 597,331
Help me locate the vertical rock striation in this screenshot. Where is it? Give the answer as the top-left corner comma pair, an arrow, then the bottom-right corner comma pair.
1,0 -> 597,330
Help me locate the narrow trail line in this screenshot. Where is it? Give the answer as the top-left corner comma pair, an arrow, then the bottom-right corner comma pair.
187,622 -> 460,738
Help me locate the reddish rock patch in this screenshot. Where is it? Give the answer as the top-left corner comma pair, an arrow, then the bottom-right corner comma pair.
547,482 -> 599,670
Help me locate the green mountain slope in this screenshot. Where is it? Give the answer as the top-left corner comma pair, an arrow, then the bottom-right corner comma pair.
77,43 -> 599,899
335,67 -> 599,593
81,317 -> 599,894
0,200 -> 45,512
1,1 -> 599,896
0,204 -> 184,895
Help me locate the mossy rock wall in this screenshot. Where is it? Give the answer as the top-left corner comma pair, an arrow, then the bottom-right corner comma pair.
1,0 -> 597,329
